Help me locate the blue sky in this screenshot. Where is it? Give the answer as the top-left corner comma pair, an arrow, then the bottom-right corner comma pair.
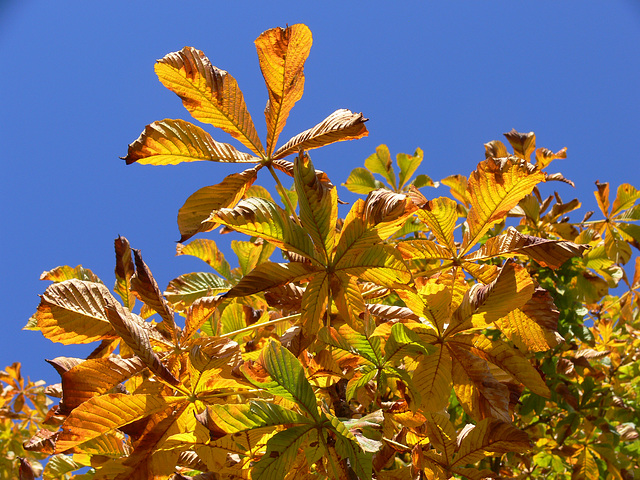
2,1 -> 639,385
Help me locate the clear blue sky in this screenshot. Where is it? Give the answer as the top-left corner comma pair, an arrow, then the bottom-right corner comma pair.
2,1 -> 639,385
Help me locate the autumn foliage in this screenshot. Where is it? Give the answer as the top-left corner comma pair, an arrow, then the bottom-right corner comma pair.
3,24 -> 640,480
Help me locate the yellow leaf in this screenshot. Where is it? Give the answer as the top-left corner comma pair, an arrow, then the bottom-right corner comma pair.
272,109 -> 369,160
255,24 -> 312,156
59,356 -> 145,415
176,239 -> 232,280
123,119 -> 261,165
35,279 -> 118,345
178,165 -> 260,242
449,345 -> 510,422
294,153 -> 338,261
496,288 -> 564,352
416,197 -> 459,253
155,47 -> 264,156
300,272 -> 329,335
55,394 -> 183,453
412,346 -> 452,412
463,157 -> 545,254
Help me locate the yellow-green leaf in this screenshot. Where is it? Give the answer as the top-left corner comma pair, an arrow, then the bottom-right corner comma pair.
176,238 -> 232,280
294,153 -> 337,261
365,145 -> 396,189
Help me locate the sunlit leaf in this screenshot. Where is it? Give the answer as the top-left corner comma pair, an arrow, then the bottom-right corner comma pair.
123,119 -> 260,165
211,196 -> 317,260
40,265 -> 102,284
164,272 -> 231,308
155,46 -> 264,155
224,261 -> 319,298
294,152 -> 337,261
255,24 -> 312,156
463,158 -> 545,253
365,145 -> 396,189
176,238 -> 233,280
241,340 -> 320,420
114,236 -> 136,310
273,109 -> 368,160
452,418 -> 530,467
178,165 -> 260,242
34,279 -> 118,345
55,394 -> 182,453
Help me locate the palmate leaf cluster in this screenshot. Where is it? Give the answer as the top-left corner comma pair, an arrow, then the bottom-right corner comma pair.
5,24 -> 640,480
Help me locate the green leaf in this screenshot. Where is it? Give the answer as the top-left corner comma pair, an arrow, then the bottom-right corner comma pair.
231,239 -> 276,276
383,322 -> 434,362
251,424 -> 315,480
327,413 -> 373,480
164,272 -> 231,307
242,340 -> 320,420
397,148 -> 423,190
342,167 -> 381,195
365,144 -> 396,189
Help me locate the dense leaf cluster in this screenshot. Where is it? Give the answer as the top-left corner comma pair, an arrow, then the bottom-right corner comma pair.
3,24 -> 639,480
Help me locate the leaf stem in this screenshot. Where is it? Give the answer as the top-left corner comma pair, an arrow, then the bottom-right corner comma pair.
220,313 -> 302,338
267,163 -> 303,226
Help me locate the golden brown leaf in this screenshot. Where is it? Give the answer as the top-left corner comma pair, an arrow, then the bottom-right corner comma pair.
255,24 -> 313,156
155,47 -> 264,155
272,109 -> 369,160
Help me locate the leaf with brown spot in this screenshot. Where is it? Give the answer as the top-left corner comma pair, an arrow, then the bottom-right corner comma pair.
155,46 -> 264,156
272,109 -> 368,160
177,165 -> 260,242
255,24 -> 312,156
34,279 -> 118,345
123,119 -> 260,165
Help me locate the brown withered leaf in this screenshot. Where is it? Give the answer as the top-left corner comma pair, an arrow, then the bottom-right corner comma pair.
466,226 -> 589,269
114,236 -> 136,310
23,428 -> 58,454
58,356 -> 146,415
104,301 -> 179,386
272,109 -> 368,160
503,129 -> 536,160
264,284 -> 305,313
130,249 -> 176,341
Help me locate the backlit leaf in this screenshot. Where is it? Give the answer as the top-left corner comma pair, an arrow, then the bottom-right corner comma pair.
40,265 -> 102,284
59,356 -> 145,415
211,197 -> 317,260
397,148 -> 423,190
452,418 -> 530,467
463,157 -> 545,253
114,236 -> 136,310
55,394 -> 182,453
103,301 -> 179,386
365,145 -> 396,189
503,129 -> 536,160
123,119 -> 260,165
252,424 -> 315,480
178,165 -> 260,242
342,167 -> 382,195
224,261 -> 319,298
255,24 -> 312,156
164,272 -> 231,308
242,340 -> 320,420
155,46 -> 264,155
416,197 -> 459,252
35,279 -> 118,345
176,238 -> 233,280
412,345 -> 452,412
295,153 -> 337,260
273,109 -> 368,160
